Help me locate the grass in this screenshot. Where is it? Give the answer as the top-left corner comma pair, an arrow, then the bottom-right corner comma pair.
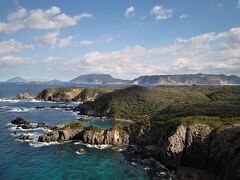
88,125 -> 103,133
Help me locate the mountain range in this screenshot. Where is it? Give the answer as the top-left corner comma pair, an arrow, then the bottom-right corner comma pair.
5,73 -> 240,85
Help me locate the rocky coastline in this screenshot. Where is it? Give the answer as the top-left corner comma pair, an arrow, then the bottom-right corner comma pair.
11,116 -> 240,179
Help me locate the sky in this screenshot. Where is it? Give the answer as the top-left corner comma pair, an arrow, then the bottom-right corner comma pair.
0,0 -> 240,81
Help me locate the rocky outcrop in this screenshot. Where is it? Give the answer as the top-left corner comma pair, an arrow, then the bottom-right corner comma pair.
19,134 -> 32,141
16,93 -> 34,99
11,117 -> 29,125
129,123 -> 240,180
38,123 -> 129,146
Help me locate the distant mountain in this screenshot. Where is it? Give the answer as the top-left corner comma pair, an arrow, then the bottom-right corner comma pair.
69,74 -> 130,84
44,79 -> 65,85
131,73 -> 240,85
6,77 -> 27,83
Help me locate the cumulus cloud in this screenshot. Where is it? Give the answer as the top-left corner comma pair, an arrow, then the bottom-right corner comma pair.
0,55 -> 33,66
34,32 -> 73,48
150,5 -> 173,21
76,27 -> 240,78
0,6 -> 92,33
0,39 -> 34,54
79,40 -> 94,47
1,27 -> 240,79
124,6 -> 135,17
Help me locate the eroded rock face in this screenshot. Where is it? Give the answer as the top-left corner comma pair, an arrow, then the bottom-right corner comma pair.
38,125 -> 129,146
132,123 -> 240,180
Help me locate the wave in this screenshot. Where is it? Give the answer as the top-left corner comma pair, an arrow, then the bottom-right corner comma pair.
9,125 -> 46,132
8,107 -> 34,112
84,144 -> 112,149
0,98 -> 21,103
74,141 -> 82,145
29,141 -> 60,148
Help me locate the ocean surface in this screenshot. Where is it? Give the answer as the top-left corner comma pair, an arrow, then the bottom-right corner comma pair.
0,83 -> 164,180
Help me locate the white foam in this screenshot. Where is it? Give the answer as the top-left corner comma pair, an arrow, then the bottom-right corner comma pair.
29,141 -> 60,148
74,141 -> 82,145
8,107 -> 34,112
117,148 -> 125,152
144,167 -> 151,171
131,162 -> 137,166
0,98 -> 21,103
75,151 -> 85,155
84,144 -> 112,149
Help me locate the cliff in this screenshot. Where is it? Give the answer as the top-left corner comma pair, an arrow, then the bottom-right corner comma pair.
128,117 -> 240,180
131,73 -> 240,85
38,122 -> 129,146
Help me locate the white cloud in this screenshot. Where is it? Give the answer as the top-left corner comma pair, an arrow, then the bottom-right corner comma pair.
1,27 -> 240,79
237,0 -> 240,8
150,5 -> 173,21
79,40 -> 94,47
217,3 -> 223,7
179,14 -> 188,19
76,27 -> 240,78
34,32 -> 73,48
0,55 -> 33,66
58,36 -> 74,48
124,6 -> 135,17
0,39 -> 34,54
0,6 -> 92,33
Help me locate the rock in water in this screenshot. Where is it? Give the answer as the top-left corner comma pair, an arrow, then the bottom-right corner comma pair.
11,117 -> 29,125
19,134 -> 32,140
78,148 -> 85,154
16,93 -> 34,99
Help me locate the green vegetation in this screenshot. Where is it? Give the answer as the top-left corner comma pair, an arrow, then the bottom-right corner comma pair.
37,86 -> 122,102
78,85 -> 240,131
111,123 -> 128,136
64,122 -> 85,129
88,125 -> 103,133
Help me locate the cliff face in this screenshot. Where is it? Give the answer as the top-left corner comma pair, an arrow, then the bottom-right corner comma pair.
131,74 -> 240,85
130,124 -> 240,180
38,123 -> 129,146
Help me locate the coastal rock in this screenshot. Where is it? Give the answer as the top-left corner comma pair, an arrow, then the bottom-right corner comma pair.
19,134 -> 32,141
16,93 -> 34,99
11,117 -> 29,125
38,123 -> 129,146
83,126 -> 105,144
132,123 -> 240,180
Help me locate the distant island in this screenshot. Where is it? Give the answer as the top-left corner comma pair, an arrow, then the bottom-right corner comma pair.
69,74 -> 130,84
5,73 -> 240,85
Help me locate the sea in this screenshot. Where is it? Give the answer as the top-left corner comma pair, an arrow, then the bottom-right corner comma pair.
0,82 -> 168,180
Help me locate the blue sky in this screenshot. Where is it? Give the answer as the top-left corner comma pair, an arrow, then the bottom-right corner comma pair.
0,0 -> 240,81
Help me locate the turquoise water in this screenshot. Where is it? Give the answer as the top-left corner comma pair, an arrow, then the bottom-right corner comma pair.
0,83 -> 154,180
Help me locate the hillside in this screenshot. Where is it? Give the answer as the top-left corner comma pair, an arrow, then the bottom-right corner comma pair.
36,86 -> 121,102
131,73 -> 240,85
69,74 -> 130,84
6,77 -> 27,83
76,85 -> 240,122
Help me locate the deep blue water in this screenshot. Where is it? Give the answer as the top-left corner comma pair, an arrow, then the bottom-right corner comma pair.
0,83 -> 157,180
